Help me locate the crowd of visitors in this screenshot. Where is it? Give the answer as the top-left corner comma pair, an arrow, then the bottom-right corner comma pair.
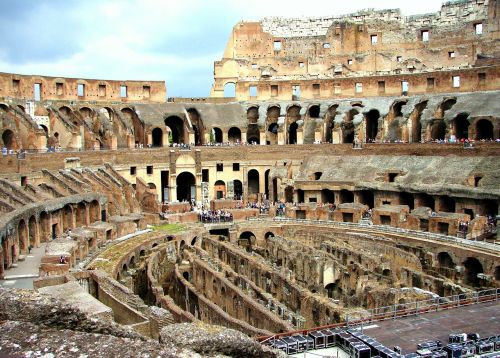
199,210 -> 233,223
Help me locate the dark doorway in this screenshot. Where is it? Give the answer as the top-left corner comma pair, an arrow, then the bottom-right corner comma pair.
365,109 -> 380,142
475,119 -> 493,140
234,180 -> 243,200
358,190 -> 374,208
431,120 -> 446,140
339,190 -> 354,204
152,128 -> 163,147
212,127 -> 223,143
454,114 -> 469,140
463,257 -> 483,287
165,116 -> 185,144
288,122 -> 298,144
161,170 -> 170,202
176,172 -> 196,202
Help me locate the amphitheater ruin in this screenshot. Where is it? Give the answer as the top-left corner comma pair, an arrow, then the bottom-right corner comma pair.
0,0 -> 499,357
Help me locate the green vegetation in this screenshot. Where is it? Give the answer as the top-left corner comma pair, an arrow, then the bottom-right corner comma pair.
151,223 -> 186,233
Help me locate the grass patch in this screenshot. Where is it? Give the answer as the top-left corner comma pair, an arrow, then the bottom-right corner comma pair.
151,223 -> 186,233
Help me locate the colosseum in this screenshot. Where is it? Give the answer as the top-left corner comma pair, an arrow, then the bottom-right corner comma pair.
0,0 -> 499,357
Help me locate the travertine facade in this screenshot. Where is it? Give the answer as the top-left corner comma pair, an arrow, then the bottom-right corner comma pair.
211,0 -> 499,100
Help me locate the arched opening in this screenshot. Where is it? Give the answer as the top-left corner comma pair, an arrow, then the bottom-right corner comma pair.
28,216 -> 37,248
152,128 -> 163,147
63,205 -> 73,230
358,190 -> 374,208
228,127 -> 241,143
233,180 -> 243,200
183,271 -> 190,281
342,109 -> 358,144
247,169 -> 259,200
495,266 -> 500,281
214,180 -> 226,199
18,219 -> 28,253
285,186 -> 294,203
264,169 -> 270,199
264,232 -> 275,239
321,189 -> 335,204
410,101 -> 427,143
454,114 -> 469,140
59,106 -> 72,116
267,123 -> 279,145
2,130 -> 16,150
365,109 -> 380,142
430,120 -> 446,140
191,237 -> 197,246
339,190 -> 354,204
437,98 -> 457,118
437,252 -> 455,269
308,105 -> 320,118
288,122 -> 298,144
247,107 -> 259,124
40,125 -> 49,136
475,119 -> 493,140
239,231 -> 256,251
272,177 -> 279,202
39,211 -> 50,243
164,116 -> 185,144
89,200 -> 100,223
76,202 -> 87,227
129,256 -> 135,268
462,257 -> 483,287
247,125 -> 260,144
212,127 -> 223,143
439,196 -> 456,213
224,82 -> 236,97
266,106 -> 280,145
176,172 -> 196,202
187,108 -> 203,145
382,269 -> 391,277
287,105 -> 301,144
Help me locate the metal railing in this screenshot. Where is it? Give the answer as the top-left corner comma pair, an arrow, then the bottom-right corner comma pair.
247,217 -> 500,253
257,288 -> 499,344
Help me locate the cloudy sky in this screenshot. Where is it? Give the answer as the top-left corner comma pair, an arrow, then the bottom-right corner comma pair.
0,0 -> 443,97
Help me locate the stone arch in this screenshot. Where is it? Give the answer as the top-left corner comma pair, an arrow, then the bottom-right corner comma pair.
453,113 -> 470,140
246,125 -> 260,144
122,108 -> 145,146
1,129 -> 17,150
176,171 -> 196,202
287,105 -> 301,144
325,105 -> 339,143
308,105 -> 320,118
62,205 -> 74,230
26,216 -> 37,250
475,119 -> 494,140
365,109 -> 380,142
462,257 -> 483,287
247,169 -> 259,199
436,98 -> 457,118
410,101 -> 428,143
59,106 -> 72,116
430,119 -> 446,140
247,106 -> 259,124
89,200 -> 100,223
152,127 -> 163,147
264,169 -> 270,199
266,105 -> 280,144
495,266 -> 500,281
223,82 -> 236,97
233,179 -> 243,200
191,236 -> 198,246
212,127 -> 223,143
79,106 -> 93,120
228,127 -> 241,143
437,252 -> 455,269
214,180 -> 226,199
264,232 -> 275,239
342,108 -> 358,144
18,219 -> 28,253
76,202 -> 87,227
238,231 -> 255,251
187,108 -> 204,145
164,116 -> 185,144
39,211 -> 50,243
129,255 -> 136,268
